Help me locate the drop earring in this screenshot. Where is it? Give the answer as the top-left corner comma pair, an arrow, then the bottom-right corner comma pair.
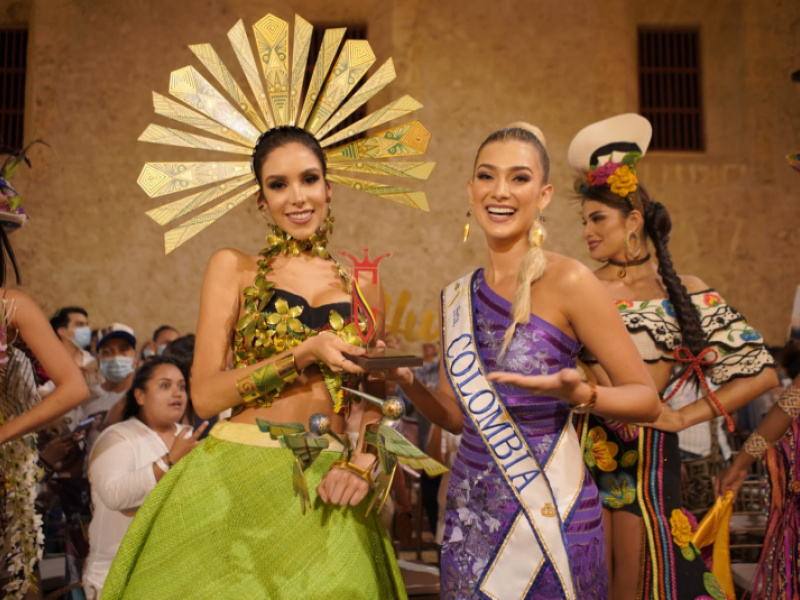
462,209 -> 472,243
532,210 -> 545,247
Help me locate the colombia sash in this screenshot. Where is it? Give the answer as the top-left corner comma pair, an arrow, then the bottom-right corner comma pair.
442,272 -> 583,599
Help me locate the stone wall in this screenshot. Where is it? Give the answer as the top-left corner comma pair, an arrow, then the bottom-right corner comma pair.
1,0 -> 798,347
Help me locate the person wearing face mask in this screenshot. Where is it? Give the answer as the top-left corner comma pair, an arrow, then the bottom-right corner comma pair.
83,357 -> 206,599
84,323 -> 138,420
41,306 -> 100,424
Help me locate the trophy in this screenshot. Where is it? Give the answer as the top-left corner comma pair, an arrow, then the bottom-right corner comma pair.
341,248 -> 422,370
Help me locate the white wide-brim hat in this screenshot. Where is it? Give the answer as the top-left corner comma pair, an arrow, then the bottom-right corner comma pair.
567,113 -> 653,172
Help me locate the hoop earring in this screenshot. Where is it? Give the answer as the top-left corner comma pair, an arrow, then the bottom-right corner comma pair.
625,230 -> 641,258
532,210 -> 545,247
462,209 -> 472,243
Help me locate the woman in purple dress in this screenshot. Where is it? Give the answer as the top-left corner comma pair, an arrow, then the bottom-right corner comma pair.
386,123 -> 661,599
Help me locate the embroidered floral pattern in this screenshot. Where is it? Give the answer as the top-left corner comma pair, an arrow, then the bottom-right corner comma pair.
598,472 -> 636,508
703,572 -> 727,600
584,290 -> 775,386
604,418 -> 639,442
669,508 -> 694,548
583,427 -> 619,471
442,466 -> 514,598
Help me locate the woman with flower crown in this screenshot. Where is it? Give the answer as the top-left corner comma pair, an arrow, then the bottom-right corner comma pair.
381,122 -> 661,599
0,144 -> 89,599
570,113 -> 778,599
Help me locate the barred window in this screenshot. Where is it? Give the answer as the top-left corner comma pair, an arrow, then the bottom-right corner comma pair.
638,28 -> 704,151
0,28 -> 28,150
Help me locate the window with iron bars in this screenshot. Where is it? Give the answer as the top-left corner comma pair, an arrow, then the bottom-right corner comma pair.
0,28 -> 28,150
638,28 -> 704,152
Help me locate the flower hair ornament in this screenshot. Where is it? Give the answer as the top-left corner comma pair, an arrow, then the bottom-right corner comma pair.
567,113 -> 653,213
137,13 -> 436,253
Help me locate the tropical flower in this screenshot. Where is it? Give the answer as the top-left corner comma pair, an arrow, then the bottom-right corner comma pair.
590,161 -> 621,187
598,472 -> 636,508
583,427 -> 619,471
661,299 -> 676,317
607,165 -> 638,197
739,327 -> 761,342
604,418 -> 640,442
669,508 -> 695,548
615,300 -> 634,310
703,293 -> 722,307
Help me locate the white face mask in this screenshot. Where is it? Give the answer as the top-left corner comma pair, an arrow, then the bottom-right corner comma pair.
100,356 -> 135,383
71,326 -> 92,349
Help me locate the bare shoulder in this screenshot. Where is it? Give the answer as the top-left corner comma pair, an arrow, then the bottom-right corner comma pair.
543,251 -> 598,290
205,248 -> 258,280
678,274 -> 710,294
207,247 -> 254,270
2,288 -> 34,307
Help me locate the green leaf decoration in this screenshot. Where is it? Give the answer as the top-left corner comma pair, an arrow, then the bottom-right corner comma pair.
703,572 -> 727,600
680,545 -> 696,561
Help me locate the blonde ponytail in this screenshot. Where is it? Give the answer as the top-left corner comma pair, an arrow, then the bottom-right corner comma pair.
500,223 -> 547,355
492,121 -> 549,356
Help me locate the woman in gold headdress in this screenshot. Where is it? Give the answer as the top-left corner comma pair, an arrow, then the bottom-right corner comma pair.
102,10 -> 440,599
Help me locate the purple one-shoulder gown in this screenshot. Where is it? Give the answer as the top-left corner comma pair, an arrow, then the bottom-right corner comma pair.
440,270 -> 608,599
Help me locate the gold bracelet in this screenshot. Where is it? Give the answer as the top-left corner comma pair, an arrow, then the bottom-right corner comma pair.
572,384 -> 598,414
330,460 -> 375,488
235,354 -> 299,406
274,353 -> 299,381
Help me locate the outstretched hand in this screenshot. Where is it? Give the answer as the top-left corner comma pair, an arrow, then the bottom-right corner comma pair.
488,368 -> 585,406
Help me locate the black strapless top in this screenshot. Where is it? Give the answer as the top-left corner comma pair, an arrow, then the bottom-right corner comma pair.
265,288 -> 351,331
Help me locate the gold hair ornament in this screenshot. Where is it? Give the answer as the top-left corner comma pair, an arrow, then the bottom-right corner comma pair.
138,14 -> 436,253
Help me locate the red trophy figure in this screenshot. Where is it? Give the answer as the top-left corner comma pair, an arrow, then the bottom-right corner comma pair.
340,248 -> 422,370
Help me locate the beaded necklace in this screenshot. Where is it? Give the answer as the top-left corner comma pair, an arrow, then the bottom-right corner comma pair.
232,210 -> 364,412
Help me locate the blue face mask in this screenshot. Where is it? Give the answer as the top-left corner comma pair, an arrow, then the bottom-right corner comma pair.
100,356 -> 135,383
142,348 -> 156,359
156,345 -> 166,356
71,326 -> 92,350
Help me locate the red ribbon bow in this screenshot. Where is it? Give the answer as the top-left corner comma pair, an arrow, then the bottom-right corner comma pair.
662,346 -> 734,432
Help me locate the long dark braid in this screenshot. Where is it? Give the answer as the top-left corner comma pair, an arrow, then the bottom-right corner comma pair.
582,184 -> 707,356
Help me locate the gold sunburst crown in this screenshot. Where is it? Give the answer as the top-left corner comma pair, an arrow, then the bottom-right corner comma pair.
138,13 -> 435,253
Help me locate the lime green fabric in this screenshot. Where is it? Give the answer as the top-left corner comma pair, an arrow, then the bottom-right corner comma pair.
101,423 -> 406,599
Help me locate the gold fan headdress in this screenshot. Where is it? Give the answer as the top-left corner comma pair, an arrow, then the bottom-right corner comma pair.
138,14 -> 435,253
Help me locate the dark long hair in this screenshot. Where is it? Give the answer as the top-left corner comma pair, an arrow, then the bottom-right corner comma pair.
122,357 -> 187,421
581,183 -> 707,356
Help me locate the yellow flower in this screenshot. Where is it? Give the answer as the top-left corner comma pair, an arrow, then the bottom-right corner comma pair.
584,427 -> 619,472
607,165 -> 638,198
669,508 -> 694,548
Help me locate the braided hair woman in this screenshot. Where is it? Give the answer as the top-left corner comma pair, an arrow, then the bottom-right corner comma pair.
571,113 -> 778,599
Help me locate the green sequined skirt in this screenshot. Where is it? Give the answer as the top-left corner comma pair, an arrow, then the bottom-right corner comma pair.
101,421 -> 407,599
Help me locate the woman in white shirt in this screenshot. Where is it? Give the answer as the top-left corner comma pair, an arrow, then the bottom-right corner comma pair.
83,357 -> 207,599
